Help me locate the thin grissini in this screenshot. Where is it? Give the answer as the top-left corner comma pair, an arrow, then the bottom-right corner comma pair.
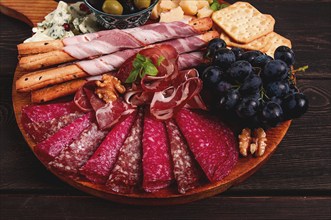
16,31 -> 218,93
30,51 -> 205,103
18,18 -> 213,71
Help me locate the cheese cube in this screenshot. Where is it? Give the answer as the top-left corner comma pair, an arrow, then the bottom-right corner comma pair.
160,6 -> 184,22
197,6 -> 213,18
197,0 -> 210,9
160,0 -> 179,11
150,2 -> 161,20
179,0 -> 198,16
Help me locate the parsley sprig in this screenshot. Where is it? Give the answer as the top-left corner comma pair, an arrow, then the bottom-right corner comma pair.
210,0 -> 229,11
125,54 -> 165,83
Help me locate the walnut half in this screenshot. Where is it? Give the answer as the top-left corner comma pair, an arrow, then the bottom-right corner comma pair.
95,74 -> 126,103
238,127 -> 267,157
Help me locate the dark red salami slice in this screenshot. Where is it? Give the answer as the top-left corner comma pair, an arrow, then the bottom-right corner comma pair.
49,123 -> 107,177
80,112 -> 137,184
34,112 -> 93,164
174,108 -> 238,182
106,109 -> 144,193
24,113 -> 83,143
165,120 -> 201,194
142,111 -> 173,192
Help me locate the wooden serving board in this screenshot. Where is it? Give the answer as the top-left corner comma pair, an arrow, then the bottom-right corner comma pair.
6,0 -> 291,205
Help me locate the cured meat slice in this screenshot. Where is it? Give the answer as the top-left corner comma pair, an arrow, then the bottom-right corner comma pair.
165,120 -> 201,194
35,112 -> 94,164
142,111 -> 173,192
178,51 -> 204,70
49,123 -> 107,177
80,112 -> 137,184
106,109 -> 144,193
21,101 -> 79,124
24,113 -> 83,143
174,109 -> 238,182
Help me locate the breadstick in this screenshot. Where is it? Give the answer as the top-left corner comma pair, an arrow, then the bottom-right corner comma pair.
19,51 -> 75,71
16,65 -> 88,92
18,18 -> 213,71
17,40 -> 64,55
31,79 -> 87,103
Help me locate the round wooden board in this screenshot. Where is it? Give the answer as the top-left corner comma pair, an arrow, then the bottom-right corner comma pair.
12,66 -> 291,205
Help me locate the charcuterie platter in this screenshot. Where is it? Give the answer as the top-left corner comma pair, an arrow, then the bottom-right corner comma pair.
3,0 -> 307,205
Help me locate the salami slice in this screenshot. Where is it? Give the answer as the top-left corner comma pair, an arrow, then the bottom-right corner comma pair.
49,123 -> 108,177
174,109 -> 238,182
35,112 -> 94,164
142,111 -> 174,192
165,120 -> 201,194
80,112 -> 137,184
106,109 -> 144,193
24,113 -> 83,143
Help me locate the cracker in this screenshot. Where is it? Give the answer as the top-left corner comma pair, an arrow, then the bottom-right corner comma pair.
261,32 -> 292,57
212,2 -> 275,43
220,32 -> 268,51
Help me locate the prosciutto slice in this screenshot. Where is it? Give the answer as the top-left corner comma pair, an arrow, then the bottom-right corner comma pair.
80,112 -> 137,184
142,111 -> 173,192
174,109 -> 238,182
106,109 -> 144,193
63,21 -> 198,59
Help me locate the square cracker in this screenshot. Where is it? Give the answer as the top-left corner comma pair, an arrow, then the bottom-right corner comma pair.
261,32 -> 292,57
212,2 -> 275,44
220,32 -> 268,51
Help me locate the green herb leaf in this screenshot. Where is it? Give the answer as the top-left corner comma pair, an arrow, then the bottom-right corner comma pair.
144,63 -> 158,76
210,0 -> 229,11
136,53 -> 146,62
125,69 -> 139,83
156,56 -> 165,66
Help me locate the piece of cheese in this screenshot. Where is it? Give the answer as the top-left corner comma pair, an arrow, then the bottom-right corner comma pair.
150,1 -> 161,20
160,0 -> 179,11
197,6 -> 213,18
179,0 -> 198,16
160,6 -> 184,22
197,0 -> 210,9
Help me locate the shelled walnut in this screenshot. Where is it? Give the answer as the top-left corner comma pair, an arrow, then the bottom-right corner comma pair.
95,74 -> 126,103
238,128 -> 267,157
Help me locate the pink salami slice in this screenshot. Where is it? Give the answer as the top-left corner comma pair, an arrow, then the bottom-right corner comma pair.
174,108 -> 238,182
106,109 -> 144,193
142,111 -> 173,192
49,123 -> 107,177
34,112 -> 93,164
80,112 -> 137,184
24,113 -> 83,143
165,120 -> 201,194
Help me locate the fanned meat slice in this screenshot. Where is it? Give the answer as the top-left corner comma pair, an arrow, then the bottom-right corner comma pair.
174,109 -> 238,182
106,109 -> 144,193
35,112 -> 94,164
165,120 -> 201,194
24,113 -> 83,143
80,112 -> 137,184
142,111 -> 174,192
49,123 -> 108,177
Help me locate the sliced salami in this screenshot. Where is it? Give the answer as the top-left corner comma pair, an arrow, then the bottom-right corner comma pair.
165,120 -> 201,194
24,113 -> 83,143
49,123 -> 108,177
35,112 -> 94,164
174,108 -> 238,182
80,112 -> 137,184
106,109 -> 144,193
142,111 -> 173,192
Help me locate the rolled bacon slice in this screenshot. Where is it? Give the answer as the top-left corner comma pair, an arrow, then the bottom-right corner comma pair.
79,112 -> 137,184
142,111 -> 174,192
106,109 -> 144,193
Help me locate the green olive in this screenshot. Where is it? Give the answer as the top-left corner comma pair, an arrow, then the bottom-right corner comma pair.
102,0 -> 123,15
133,0 -> 151,10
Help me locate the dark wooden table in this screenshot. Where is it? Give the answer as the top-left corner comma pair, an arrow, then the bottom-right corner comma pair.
1,0 -> 330,219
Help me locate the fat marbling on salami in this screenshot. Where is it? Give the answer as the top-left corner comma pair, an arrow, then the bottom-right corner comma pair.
80,112 -> 137,184
106,109 -> 144,193
174,108 -> 238,182
165,120 -> 201,194
142,110 -> 174,192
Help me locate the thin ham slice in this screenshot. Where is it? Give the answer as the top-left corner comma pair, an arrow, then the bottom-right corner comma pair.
80,112 -> 137,184
174,108 -> 238,182
142,111 -> 173,192
106,109 -> 144,193
35,112 -> 93,164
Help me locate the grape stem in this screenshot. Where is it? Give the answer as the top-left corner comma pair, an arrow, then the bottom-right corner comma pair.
292,65 -> 309,74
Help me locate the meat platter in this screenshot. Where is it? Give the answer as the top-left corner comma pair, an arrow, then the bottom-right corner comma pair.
3,0 -> 306,205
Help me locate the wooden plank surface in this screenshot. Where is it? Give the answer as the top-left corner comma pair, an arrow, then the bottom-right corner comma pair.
0,0 -> 330,218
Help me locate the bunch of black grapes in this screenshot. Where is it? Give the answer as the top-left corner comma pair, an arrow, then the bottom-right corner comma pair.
198,38 -> 308,128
